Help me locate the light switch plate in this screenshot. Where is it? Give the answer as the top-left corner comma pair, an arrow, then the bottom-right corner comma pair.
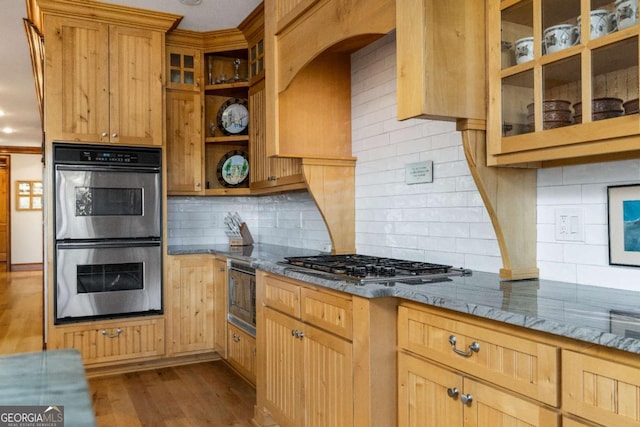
555,208 -> 584,242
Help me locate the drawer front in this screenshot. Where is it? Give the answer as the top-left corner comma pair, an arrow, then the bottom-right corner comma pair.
227,323 -> 256,385
563,350 -> 640,427
54,317 -> 165,365
301,287 -> 352,340
398,304 -> 559,406
263,274 -> 301,318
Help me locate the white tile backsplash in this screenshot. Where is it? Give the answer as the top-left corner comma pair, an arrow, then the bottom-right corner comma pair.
167,192 -> 331,251
350,30 -> 640,290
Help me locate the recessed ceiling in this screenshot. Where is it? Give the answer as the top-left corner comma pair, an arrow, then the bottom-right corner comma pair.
1,0 -> 261,147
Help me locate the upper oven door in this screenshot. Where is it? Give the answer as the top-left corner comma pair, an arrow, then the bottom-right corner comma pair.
55,165 -> 161,240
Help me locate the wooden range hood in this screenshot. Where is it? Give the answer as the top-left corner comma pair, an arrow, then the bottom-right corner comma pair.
264,0 -> 395,254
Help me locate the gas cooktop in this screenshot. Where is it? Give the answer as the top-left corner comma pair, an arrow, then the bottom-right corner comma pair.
284,254 -> 472,285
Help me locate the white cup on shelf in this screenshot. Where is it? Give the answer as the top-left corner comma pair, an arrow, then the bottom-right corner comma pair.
544,24 -> 580,54
616,0 -> 638,30
515,37 -> 534,64
578,9 -> 611,39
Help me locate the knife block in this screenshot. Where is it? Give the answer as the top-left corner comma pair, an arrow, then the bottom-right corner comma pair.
229,222 -> 254,246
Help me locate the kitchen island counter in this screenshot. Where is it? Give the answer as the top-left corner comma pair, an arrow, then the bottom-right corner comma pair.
168,243 -> 640,354
0,349 -> 96,426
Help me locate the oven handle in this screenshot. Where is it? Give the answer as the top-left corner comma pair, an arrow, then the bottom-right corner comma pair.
56,240 -> 161,250
55,164 -> 160,174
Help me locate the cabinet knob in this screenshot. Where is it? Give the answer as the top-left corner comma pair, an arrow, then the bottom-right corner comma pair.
449,335 -> 480,357
101,328 -> 122,338
195,182 -> 201,188
447,387 -> 459,399
112,133 -> 118,138
460,394 -> 473,406
101,132 -> 108,137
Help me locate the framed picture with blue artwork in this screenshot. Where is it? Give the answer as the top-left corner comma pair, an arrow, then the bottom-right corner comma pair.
608,184 -> 640,266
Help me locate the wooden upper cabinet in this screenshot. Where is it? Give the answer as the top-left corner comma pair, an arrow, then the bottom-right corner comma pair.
396,0 -> 486,121
41,6 -> 175,146
487,0 -> 640,167
167,45 -> 202,91
166,90 -> 204,194
239,4 -> 305,193
44,16 -> 109,144
109,25 -> 164,146
249,78 -> 304,192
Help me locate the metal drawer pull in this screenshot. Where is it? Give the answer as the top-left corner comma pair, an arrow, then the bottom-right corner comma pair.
461,394 -> 473,405
449,335 -> 480,357
447,387 -> 459,399
232,333 -> 241,343
291,329 -> 304,339
101,328 -> 122,338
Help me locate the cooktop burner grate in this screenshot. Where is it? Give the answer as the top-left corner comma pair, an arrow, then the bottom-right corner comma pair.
284,254 -> 471,284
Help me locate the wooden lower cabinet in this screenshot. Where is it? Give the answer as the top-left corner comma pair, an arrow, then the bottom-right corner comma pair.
255,271 -> 397,427
50,317 -> 165,365
227,323 -> 256,385
398,303 -> 559,406
398,352 -> 559,427
563,350 -> 640,427
167,255 -> 215,355
263,307 -> 353,427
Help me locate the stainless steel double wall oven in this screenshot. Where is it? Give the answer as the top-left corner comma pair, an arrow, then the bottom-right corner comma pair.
53,143 -> 163,323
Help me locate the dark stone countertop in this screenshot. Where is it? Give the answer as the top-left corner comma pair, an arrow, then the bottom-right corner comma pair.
168,243 -> 640,354
0,349 -> 96,427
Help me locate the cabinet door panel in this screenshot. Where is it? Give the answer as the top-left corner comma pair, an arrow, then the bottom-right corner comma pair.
564,350 -> 640,427
464,378 -> 559,427
249,79 -> 304,191
398,352 -> 462,427
264,307 -> 303,427
109,25 -> 163,146
167,90 -> 203,193
44,16 -> 109,143
303,323 -> 353,427
168,255 -> 215,355
227,323 -> 256,385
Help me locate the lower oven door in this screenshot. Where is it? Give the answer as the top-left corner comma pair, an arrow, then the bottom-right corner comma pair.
55,240 -> 162,323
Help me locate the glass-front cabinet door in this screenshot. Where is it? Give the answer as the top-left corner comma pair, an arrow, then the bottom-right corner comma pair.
488,0 -> 640,166
167,45 -> 202,91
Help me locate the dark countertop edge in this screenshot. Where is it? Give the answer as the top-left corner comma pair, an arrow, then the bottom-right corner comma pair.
168,244 -> 640,355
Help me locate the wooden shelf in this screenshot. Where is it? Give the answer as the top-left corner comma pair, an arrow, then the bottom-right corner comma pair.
205,81 -> 249,91
205,135 -> 249,144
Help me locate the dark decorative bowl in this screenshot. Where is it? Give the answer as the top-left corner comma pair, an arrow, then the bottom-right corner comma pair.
526,99 -> 572,115
574,97 -> 624,116
624,98 -> 639,115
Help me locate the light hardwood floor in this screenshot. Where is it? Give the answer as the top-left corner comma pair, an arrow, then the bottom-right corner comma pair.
0,269 -> 256,427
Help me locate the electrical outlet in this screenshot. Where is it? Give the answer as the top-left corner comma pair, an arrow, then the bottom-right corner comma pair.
555,208 -> 584,241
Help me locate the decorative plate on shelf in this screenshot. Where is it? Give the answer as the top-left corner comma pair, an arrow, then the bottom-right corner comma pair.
216,150 -> 249,187
217,98 -> 248,135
